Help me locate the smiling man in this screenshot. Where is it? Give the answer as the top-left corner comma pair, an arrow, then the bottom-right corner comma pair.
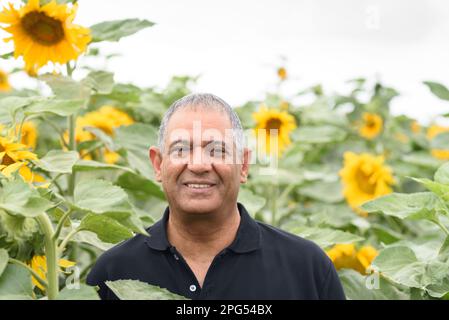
86,93 -> 346,300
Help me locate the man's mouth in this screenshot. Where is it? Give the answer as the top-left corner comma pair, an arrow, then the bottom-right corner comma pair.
183,182 -> 216,190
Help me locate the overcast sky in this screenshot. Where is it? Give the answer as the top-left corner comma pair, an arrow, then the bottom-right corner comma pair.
1,0 -> 449,124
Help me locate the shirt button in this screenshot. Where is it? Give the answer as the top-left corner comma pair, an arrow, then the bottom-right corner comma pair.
189,285 -> 197,292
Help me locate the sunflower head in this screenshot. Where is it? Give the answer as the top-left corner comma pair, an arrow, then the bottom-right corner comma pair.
252,106 -> 296,156
0,69 -> 12,92
426,125 -> 449,160
29,255 -> 75,291
0,0 -> 91,73
411,120 -> 421,134
359,112 -> 383,140
339,152 -> 394,215
0,130 -> 42,183
277,67 -> 287,81
326,243 -> 378,274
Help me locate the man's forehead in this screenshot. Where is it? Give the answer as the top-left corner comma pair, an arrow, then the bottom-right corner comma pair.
167,106 -> 231,130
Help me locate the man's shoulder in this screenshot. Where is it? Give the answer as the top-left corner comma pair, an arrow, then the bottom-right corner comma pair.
255,221 -> 331,262
94,232 -> 149,265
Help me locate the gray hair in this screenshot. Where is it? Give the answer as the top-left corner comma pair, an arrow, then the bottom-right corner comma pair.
157,93 -> 244,157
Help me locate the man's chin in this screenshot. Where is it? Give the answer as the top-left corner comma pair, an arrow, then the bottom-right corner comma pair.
177,200 -> 221,215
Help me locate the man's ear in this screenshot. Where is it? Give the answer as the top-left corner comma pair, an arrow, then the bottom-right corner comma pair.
149,146 -> 163,182
240,148 -> 251,184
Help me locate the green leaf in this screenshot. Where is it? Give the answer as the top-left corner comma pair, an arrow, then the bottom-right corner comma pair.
338,269 -> 408,300
411,178 -> 449,202
73,160 -> 135,174
90,19 -> 155,42
402,152 -> 443,169
292,125 -> 347,144
435,162 -> 449,185
114,123 -> 158,179
372,246 -> 425,288
237,188 -> 266,217
297,180 -> 343,203
361,192 -> 444,222
79,214 -> 133,244
36,150 -> 79,174
287,226 -> 364,248
424,81 -> 449,101
25,98 -> 86,116
0,180 -> 54,217
72,230 -> 114,251
0,264 -> 33,299
105,280 -> 189,300
57,284 -> 100,300
73,179 -> 133,215
39,74 -> 91,100
0,96 -> 39,122
116,172 -> 165,199
0,249 -> 8,277
81,71 -> 114,95
430,132 -> 449,150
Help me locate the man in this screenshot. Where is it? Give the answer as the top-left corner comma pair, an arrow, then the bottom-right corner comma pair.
87,93 -> 346,300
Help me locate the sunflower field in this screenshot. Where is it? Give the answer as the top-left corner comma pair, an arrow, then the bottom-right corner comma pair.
1,0 -> 449,300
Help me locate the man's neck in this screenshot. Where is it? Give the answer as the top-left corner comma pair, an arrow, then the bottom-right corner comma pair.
166,204 -> 241,260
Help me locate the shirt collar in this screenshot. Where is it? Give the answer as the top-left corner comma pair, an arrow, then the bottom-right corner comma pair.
144,202 -> 261,254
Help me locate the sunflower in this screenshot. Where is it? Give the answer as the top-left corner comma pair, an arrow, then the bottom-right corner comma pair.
339,152 -> 394,216
0,0 -> 91,74
411,120 -> 421,134
326,243 -> 378,274
0,68 -> 11,92
277,67 -> 287,81
0,121 -> 38,150
359,112 -> 383,140
427,125 -> 449,160
252,106 -> 296,156
65,106 -> 134,163
29,255 -> 75,291
0,132 -> 37,177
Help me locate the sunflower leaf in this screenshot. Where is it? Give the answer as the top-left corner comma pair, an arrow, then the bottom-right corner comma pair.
25,98 -> 86,117
0,180 -> 54,217
105,280 -> 189,300
36,150 -> 80,174
73,179 -> 134,215
0,264 -> 33,300
90,19 -> 155,42
57,283 -> 100,300
78,213 -> 134,244
286,226 -> 364,249
0,249 -> 8,278
372,246 -> 425,288
423,81 -> 449,101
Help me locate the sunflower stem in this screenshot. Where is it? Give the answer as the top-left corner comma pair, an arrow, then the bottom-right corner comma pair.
36,213 -> 59,300
53,208 -> 73,242
270,183 -> 278,226
67,114 -> 76,196
58,228 -> 80,256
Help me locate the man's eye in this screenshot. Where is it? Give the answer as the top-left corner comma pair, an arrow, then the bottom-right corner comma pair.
210,148 -> 226,157
172,146 -> 189,156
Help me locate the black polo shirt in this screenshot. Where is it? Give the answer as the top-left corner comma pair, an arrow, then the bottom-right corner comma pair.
86,202 -> 346,300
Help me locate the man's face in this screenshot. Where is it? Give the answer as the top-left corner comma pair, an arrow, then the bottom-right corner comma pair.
149,106 -> 250,215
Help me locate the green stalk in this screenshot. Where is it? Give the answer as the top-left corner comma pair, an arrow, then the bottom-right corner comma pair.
66,62 -> 77,196
36,213 -> 59,300
270,183 -> 278,227
67,114 -> 76,196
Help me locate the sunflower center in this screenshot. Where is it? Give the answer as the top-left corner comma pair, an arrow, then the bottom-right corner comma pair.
355,168 -> 376,194
366,119 -> 376,128
0,150 -> 16,166
265,118 -> 282,135
21,11 -> 65,45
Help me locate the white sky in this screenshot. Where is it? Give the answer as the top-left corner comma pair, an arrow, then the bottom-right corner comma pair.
2,0 -> 449,124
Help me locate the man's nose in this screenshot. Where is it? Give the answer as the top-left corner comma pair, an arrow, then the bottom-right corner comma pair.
187,147 -> 212,173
